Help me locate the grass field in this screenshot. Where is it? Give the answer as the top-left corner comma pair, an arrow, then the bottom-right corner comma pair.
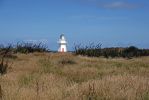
0,53 -> 149,100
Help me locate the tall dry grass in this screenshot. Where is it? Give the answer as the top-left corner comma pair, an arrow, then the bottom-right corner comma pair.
0,53 -> 148,100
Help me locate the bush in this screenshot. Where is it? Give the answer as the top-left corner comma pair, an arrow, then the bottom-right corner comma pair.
0,59 -> 9,75
0,42 -> 49,54
74,43 -> 102,57
0,84 -> 2,99
0,45 -> 12,75
74,44 -> 149,58
15,42 -> 49,53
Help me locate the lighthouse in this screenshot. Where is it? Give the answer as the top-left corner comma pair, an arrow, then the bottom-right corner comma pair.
58,34 -> 67,52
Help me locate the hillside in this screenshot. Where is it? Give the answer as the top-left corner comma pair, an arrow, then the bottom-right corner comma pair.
0,53 -> 149,100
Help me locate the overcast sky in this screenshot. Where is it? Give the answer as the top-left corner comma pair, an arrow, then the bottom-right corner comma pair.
0,0 -> 149,50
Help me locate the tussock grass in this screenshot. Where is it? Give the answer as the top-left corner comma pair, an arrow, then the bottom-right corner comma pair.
0,53 -> 149,100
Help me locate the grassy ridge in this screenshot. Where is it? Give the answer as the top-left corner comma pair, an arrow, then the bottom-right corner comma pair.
0,53 -> 149,100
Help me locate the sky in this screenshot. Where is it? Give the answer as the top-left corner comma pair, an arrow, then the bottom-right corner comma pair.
0,0 -> 149,50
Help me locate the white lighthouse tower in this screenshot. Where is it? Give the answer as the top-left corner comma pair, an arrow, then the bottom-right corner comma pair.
58,34 -> 67,52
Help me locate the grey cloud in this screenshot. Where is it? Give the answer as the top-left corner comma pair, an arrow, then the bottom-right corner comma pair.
24,39 -> 48,44
68,0 -> 143,9
98,1 -> 141,9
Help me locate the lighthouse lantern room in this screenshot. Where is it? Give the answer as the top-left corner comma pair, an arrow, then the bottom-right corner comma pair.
58,34 -> 67,52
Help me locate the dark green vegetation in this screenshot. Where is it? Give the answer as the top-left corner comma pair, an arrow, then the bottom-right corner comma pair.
0,45 -> 12,75
74,43 -> 149,58
15,42 -> 49,53
0,42 -> 49,54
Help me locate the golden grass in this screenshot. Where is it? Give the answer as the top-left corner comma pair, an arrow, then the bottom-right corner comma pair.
0,53 -> 149,100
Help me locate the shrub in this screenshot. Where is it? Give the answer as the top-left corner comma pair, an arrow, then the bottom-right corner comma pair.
0,84 -> 2,99
15,42 -> 49,54
0,59 -> 9,75
74,44 -> 149,58
0,45 -> 12,75
74,43 -> 102,57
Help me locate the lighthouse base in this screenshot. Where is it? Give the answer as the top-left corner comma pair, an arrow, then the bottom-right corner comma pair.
58,45 -> 67,52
